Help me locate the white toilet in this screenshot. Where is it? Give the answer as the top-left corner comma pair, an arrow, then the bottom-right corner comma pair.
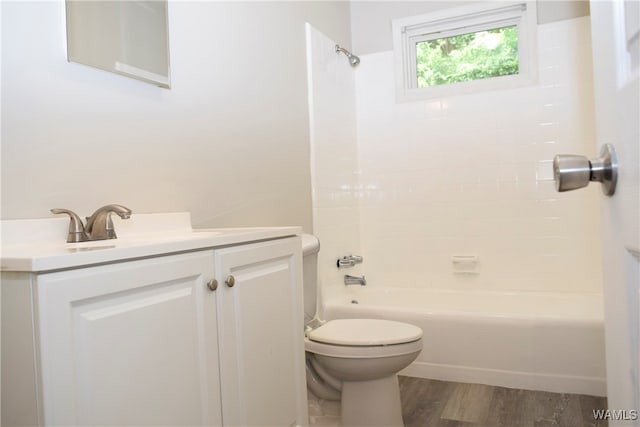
302,234 -> 423,427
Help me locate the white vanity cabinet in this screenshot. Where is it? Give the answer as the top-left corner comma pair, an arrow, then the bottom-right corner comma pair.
1,232 -> 307,427
35,250 -> 222,426
215,237 -> 305,427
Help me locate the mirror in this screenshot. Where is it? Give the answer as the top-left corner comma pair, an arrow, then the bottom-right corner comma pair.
66,1 -> 171,88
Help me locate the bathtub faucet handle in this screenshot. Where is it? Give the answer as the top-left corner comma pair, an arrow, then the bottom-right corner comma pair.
337,255 -> 364,268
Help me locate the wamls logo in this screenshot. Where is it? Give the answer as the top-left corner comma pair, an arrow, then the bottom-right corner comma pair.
593,409 -> 639,421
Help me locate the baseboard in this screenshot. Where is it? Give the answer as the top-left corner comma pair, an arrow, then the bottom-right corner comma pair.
400,361 -> 607,397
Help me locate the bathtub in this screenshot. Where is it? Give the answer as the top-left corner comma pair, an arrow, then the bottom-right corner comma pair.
321,287 -> 606,396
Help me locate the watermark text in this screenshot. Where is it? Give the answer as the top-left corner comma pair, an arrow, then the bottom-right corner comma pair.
593,409 -> 639,421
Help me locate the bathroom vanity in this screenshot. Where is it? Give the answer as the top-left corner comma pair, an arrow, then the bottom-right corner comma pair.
1,213 -> 308,426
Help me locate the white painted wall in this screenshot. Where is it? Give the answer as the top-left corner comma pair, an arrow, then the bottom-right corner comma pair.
1,1 -> 351,230
350,0 -> 590,55
354,17 -> 602,293
305,24 -> 362,308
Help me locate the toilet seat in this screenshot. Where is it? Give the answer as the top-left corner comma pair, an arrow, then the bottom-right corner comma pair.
305,336 -> 423,359
305,318 -> 423,359
307,319 -> 423,346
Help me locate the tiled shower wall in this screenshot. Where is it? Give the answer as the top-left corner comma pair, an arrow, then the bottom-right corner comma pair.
306,24 -> 363,306
354,17 -> 602,293
308,17 -> 602,297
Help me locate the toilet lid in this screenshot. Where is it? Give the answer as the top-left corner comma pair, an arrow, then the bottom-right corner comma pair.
308,319 -> 422,346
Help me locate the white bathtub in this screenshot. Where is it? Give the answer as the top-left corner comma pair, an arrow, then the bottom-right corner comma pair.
322,287 -> 606,396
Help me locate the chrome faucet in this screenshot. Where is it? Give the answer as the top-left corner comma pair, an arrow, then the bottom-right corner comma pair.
51,204 -> 132,242
337,255 -> 364,268
344,274 -> 366,286
85,204 -> 132,240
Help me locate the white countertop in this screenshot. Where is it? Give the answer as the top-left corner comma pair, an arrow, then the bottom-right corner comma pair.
1,212 -> 301,272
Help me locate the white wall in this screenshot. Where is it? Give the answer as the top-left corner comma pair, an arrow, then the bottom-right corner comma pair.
350,1 -> 475,55
354,17 -> 602,293
1,1 -> 351,230
350,0 -> 590,55
305,24 -> 362,307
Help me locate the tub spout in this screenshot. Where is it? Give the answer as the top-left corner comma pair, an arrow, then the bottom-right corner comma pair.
344,274 -> 366,286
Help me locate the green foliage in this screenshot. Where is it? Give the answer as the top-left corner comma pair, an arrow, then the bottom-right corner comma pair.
416,26 -> 519,88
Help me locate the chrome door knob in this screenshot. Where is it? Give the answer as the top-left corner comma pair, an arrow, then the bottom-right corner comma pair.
553,144 -> 618,196
553,155 -> 591,192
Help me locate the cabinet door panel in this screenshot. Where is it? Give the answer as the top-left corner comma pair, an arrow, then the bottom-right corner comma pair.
215,237 -> 307,427
36,251 -> 221,426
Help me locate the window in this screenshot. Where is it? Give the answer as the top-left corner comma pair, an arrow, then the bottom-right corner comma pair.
393,2 -> 537,101
415,25 -> 519,87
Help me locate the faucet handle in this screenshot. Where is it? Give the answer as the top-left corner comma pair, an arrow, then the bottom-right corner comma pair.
51,208 -> 89,243
337,255 -> 364,268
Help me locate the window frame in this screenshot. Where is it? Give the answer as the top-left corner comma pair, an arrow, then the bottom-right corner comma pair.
393,2 -> 538,102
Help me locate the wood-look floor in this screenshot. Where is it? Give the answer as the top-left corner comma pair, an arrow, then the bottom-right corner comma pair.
308,376 -> 608,427
398,376 -> 608,427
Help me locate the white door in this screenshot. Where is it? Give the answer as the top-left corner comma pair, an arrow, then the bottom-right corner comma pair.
590,0 -> 640,423
36,251 -> 222,426
214,237 -> 308,427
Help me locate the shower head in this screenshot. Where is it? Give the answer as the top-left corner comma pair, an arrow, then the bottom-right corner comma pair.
335,45 -> 360,67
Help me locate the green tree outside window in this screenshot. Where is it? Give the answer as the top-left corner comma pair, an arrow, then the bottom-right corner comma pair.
416,25 -> 519,88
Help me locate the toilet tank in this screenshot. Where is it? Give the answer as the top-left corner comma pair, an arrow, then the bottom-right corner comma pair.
301,234 -> 320,325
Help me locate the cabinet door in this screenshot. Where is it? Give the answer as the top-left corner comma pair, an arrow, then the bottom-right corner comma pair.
215,237 -> 308,426
35,251 -> 222,426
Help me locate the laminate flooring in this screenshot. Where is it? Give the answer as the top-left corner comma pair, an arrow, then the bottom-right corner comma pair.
308,376 -> 608,427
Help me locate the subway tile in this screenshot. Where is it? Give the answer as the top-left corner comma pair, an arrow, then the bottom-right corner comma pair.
536,160 -> 554,181
311,18 -> 601,294
538,25 -> 561,49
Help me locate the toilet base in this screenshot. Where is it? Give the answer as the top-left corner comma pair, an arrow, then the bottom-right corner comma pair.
341,375 -> 403,427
